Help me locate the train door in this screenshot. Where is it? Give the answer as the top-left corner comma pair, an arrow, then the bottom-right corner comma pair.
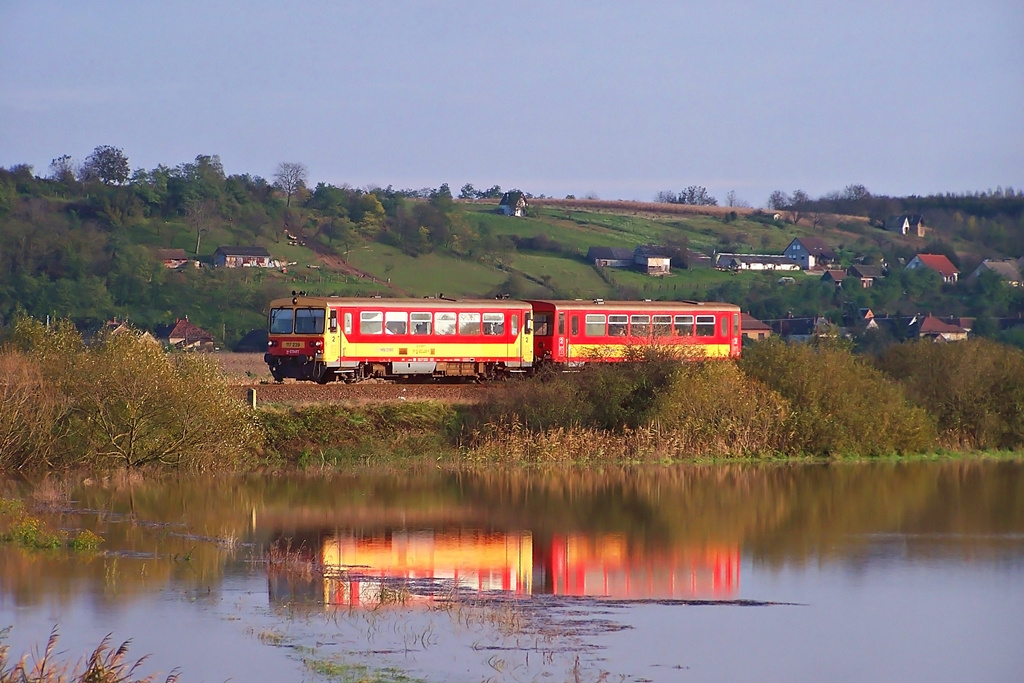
324,307 -> 341,362
731,312 -> 741,357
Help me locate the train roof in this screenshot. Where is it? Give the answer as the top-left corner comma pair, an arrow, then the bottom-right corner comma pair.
525,299 -> 741,312
269,295 -> 532,310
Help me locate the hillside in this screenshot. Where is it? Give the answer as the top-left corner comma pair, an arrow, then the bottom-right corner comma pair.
2,159 -> 1022,349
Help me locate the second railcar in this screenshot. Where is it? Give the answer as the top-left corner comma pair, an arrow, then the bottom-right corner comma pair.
527,299 -> 742,366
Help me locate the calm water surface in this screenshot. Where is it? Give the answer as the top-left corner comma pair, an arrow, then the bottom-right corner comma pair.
1,460 -> 1022,682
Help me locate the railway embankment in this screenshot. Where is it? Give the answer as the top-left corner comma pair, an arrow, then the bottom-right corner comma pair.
4,314 -> 1024,472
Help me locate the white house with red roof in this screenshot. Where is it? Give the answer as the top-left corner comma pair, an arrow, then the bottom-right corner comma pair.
905,253 -> 959,283
917,315 -> 968,342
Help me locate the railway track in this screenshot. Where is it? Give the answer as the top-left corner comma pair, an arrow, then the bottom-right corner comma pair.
234,380 -> 499,406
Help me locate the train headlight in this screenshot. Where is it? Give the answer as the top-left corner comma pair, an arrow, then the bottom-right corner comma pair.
267,340 -> 277,347
310,340 -> 323,349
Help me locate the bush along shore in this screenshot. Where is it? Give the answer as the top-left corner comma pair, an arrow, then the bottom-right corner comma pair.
3,315 -> 1024,470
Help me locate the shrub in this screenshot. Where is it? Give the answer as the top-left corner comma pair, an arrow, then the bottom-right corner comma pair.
0,351 -> 69,470
876,339 -> 1024,450
741,338 -> 936,456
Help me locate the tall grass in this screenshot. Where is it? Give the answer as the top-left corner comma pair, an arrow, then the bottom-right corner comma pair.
1,316 -> 260,470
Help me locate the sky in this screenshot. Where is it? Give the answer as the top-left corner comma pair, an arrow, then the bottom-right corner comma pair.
2,1 -> 1022,207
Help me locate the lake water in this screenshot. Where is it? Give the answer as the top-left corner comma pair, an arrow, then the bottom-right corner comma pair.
1,460 -> 1022,682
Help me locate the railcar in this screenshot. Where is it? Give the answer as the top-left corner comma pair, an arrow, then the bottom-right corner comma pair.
527,299 -> 742,365
264,294 -> 534,382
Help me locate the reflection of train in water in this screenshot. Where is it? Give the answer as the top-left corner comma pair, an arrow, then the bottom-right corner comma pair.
264,295 -> 742,383
290,529 -> 740,606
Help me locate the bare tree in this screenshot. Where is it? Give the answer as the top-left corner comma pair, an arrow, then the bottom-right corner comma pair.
273,162 -> 308,207
186,199 -> 215,255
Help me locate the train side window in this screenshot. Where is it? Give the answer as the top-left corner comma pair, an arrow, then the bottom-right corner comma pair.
459,312 -> 481,335
734,313 -> 739,336
570,315 -> 579,336
534,313 -> 551,336
329,310 -> 338,333
411,312 -> 432,335
585,314 -> 606,336
653,315 -> 672,336
558,312 -> 565,335
511,314 -> 519,336
630,314 -> 651,337
483,312 -> 505,335
270,308 -> 294,334
384,311 -> 408,335
344,312 -> 352,334
435,312 -> 456,335
360,311 -> 383,335
608,314 -> 628,336
674,315 -> 694,336
696,314 -> 716,337
721,315 -> 729,337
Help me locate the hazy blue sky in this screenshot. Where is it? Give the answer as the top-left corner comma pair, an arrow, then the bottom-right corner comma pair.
2,1 -> 1021,206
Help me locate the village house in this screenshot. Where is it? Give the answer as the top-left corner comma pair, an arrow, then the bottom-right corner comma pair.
156,318 -> 216,351
587,246 -> 635,268
821,270 -> 848,286
783,237 -> 837,270
156,248 -> 190,269
633,245 -> 672,276
497,191 -> 527,217
715,253 -> 800,271
885,214 -> 927,237
917,315 -> 968,342
847,264 -> 884,288
213,246 -> 273,268
905,253 -> 960,283
741,313 -> 772,341
968,258 -> 1023,287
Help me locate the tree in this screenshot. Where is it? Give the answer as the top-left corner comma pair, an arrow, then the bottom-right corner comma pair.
678,186 -> 718,206
768,190 -> 790,210
459,183 -> 476,199
48,155 -> 76,183
273,162 -> 308,207
81,145 -> 130,185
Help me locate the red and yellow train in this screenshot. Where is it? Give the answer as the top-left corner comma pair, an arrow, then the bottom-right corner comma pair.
264,294 -> 741,382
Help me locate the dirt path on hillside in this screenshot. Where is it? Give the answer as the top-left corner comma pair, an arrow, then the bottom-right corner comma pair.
301,234 -> 410,296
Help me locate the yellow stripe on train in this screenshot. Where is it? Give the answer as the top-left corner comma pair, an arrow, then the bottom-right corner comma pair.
567,343 -> 733,360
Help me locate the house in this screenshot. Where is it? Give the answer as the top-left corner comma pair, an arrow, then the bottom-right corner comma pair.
587,246 -> 635,268
769,316 -> 835,342
905,253 -> 959,283
917,315 -> 968,342
685,249 -> 714,269
886,214 -> 927,237
634,245 -> 672,276
213,246 -> 272,268
783,237 -> 837,270
497,191 -> 527,217
847,264 -> 884,288
157,248 -> 189,269
96,318 -> 159,344
741,313 -> 772,341
157,318 -> 216,350
821,270 -> 848,286
968,259 -> 1023,287
715,253 -> 800,271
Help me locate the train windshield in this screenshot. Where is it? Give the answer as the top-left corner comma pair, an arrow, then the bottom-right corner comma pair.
269,308 -> 294,334
295,308 -> 326,334
534,313 -> 553,336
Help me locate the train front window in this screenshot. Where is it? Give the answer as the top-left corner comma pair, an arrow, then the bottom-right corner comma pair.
696,315 -> 716,337
295,308 -> 326,334
534,313 -> 553,336
270,308 -> 294,334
